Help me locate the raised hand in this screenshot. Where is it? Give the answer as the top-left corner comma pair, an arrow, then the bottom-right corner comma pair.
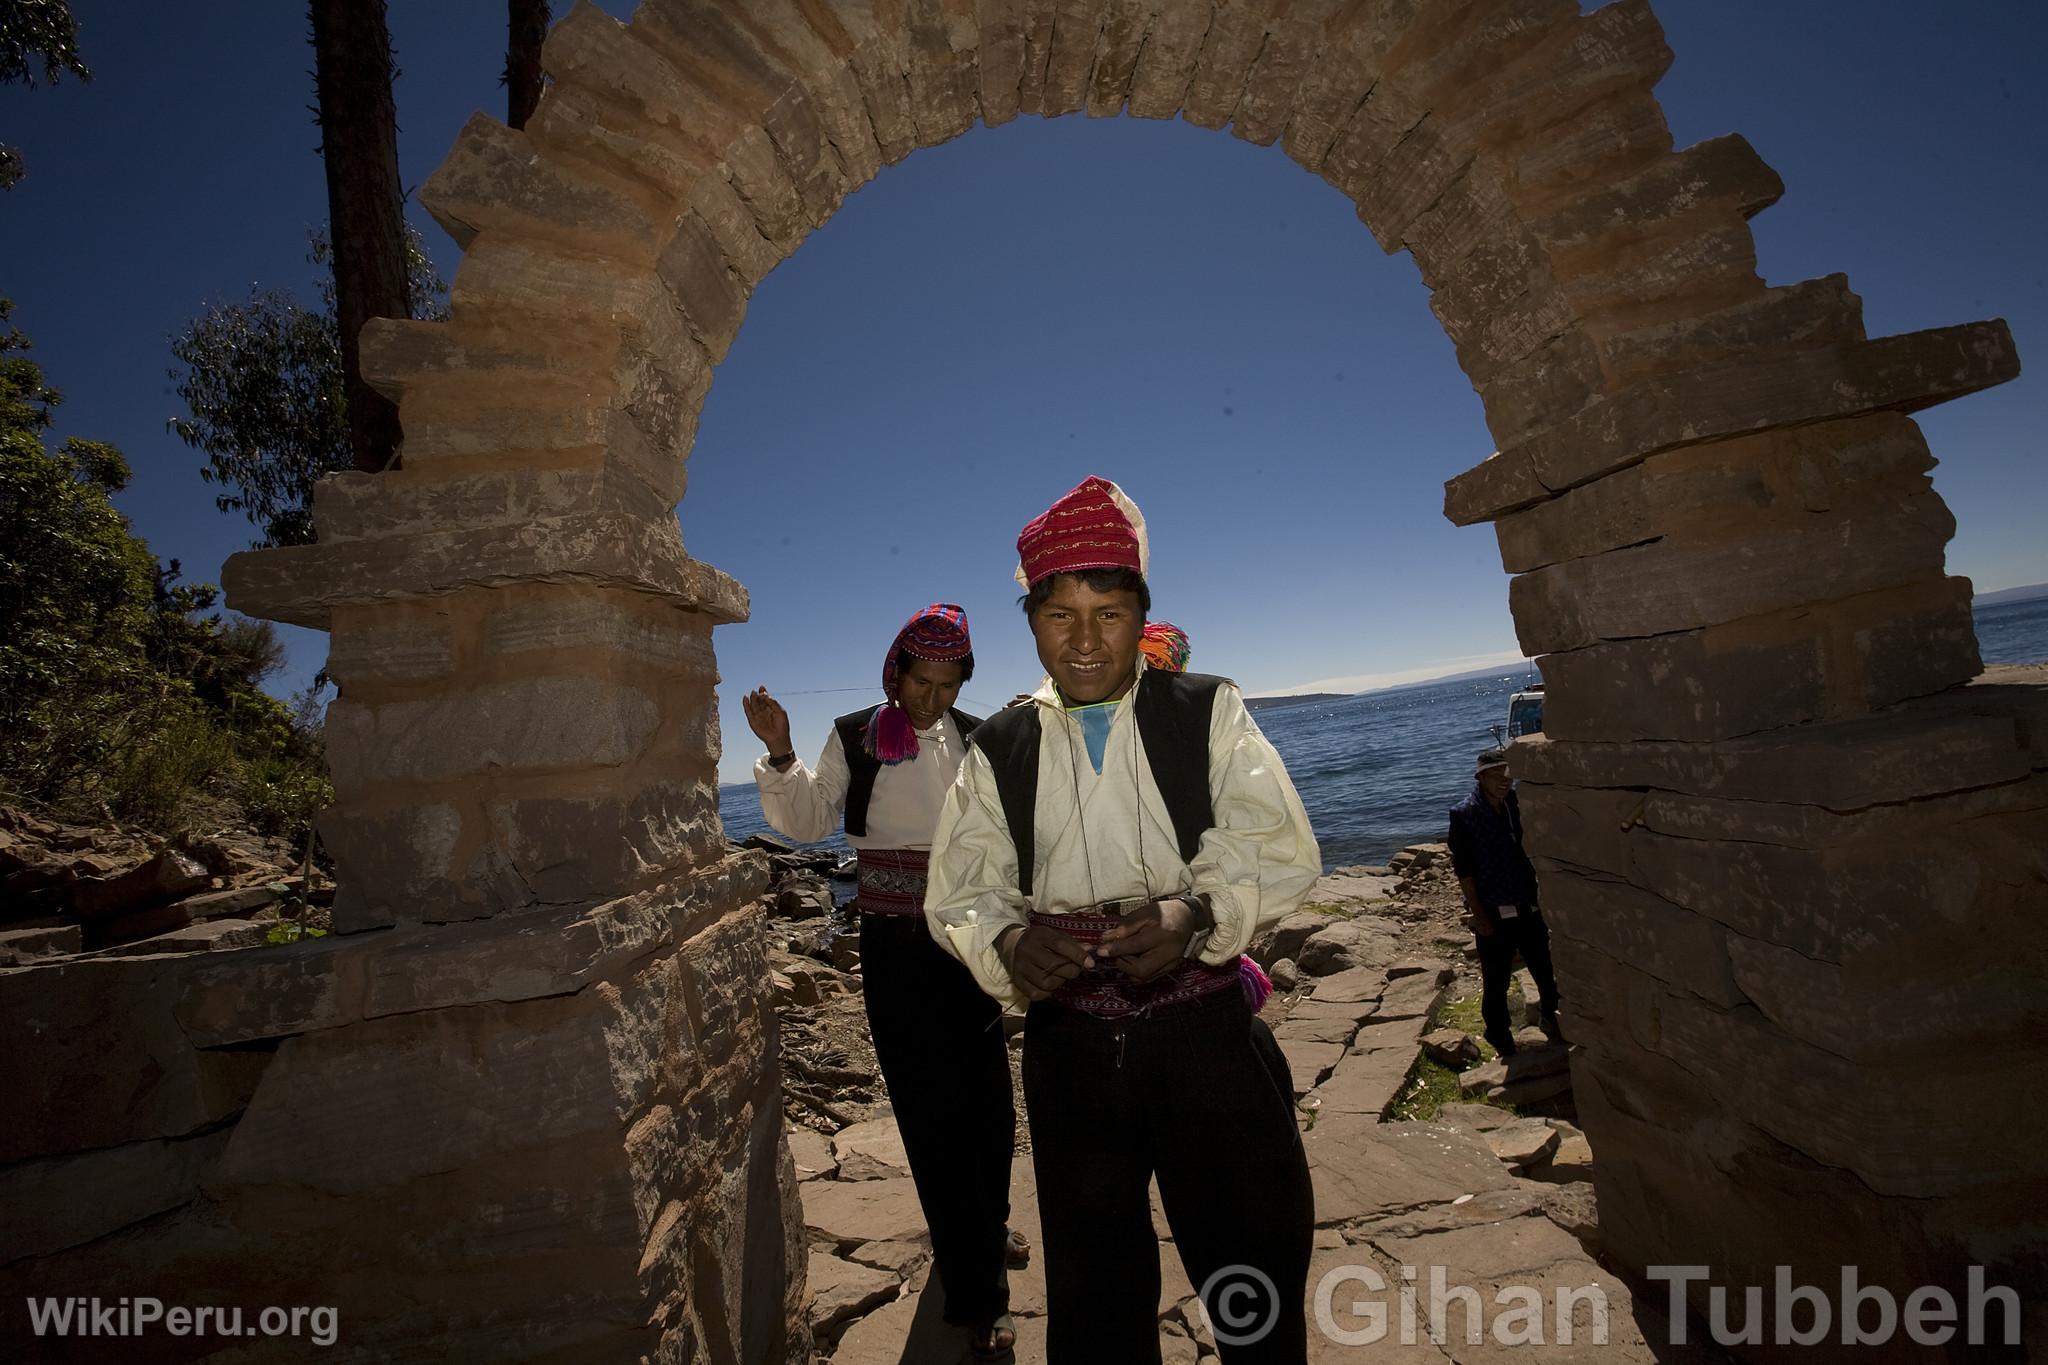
742,686 -> 794,757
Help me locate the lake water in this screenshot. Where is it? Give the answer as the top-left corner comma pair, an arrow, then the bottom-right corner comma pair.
718,596 -> 2048,869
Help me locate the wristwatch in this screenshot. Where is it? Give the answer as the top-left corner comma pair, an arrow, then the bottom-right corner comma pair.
1180,892 -> 1215,960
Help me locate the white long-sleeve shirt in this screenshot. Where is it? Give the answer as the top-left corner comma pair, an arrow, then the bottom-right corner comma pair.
925,668 -> 1321,1009
753,714 -> 970,849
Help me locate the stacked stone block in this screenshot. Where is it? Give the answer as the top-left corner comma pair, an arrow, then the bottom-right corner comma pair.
1,1 -> 2035,1359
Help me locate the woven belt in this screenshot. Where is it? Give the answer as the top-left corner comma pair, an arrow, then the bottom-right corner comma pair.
854,848 -> 929,918
1029,908 -> 1239,1020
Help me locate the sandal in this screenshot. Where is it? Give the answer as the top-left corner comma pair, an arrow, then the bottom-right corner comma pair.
1003,1227 -> 1031,1270
969,1312 -> 1017,1362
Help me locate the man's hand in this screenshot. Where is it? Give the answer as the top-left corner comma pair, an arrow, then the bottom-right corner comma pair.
742,686 -> 794,759
1466,906 -> 1494,938
1094,898 -> 1197,982
997,924 -> 1092,1001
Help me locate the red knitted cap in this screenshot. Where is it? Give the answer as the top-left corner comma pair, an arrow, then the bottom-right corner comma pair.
1014,476 -> 1149,589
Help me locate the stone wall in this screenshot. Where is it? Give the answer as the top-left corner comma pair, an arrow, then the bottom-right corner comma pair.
3,0 -> 2037,1359
0,854 -> 806,1362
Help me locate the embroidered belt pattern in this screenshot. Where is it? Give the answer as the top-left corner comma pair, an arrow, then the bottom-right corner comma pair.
1029,908 -> 1238,1019
855,848 -> 930,918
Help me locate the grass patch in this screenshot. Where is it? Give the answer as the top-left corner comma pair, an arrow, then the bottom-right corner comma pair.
1386,985 -> 1530,1121
1298,901 -> 1348,915
1387,1056 -> 1465,1122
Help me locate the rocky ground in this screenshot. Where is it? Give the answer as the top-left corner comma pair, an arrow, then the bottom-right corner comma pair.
0,802 -> 331,964
763,844 -> 1731,1364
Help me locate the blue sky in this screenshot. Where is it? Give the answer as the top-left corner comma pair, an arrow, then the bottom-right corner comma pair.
3,2 -> 2042,785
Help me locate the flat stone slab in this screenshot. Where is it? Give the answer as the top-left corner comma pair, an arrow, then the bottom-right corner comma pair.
1304,1116 -> 1516,1227
96,918 -> 271,956
1303,966 -> 1388,1004
1310,1044 -> 1416,1118
802,1177 -> 929,1248
1350,1016 -> 1429,1055
807,1250 -> 900,1334
1485,1118 -> 1562,1168
1271,1010 -> 1367,1047
832,1112 -> 909,1181
786,1125 -> 836,1181
1286,995 -> 1382,1027
1374,970 -> 1451,1022
1311,870 -> 1399,903
1278,1039 -> 1346,1096
846,1239 -> 927,1277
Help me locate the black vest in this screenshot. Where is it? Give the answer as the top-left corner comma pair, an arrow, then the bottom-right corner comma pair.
833,704 -> 984,837
967,670 -> 1224,898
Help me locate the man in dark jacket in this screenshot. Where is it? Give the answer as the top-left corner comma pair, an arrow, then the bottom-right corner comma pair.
1447,749 -> 1563,1056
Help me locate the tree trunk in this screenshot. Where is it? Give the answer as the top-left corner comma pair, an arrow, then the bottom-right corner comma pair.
505,0 -> 550,130
309,0 -> 409,474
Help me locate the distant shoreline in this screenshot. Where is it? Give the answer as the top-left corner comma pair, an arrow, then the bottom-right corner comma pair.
1976,582 -> 2048,608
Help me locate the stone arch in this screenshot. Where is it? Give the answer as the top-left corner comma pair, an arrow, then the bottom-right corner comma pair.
9,1 -> 2031,1359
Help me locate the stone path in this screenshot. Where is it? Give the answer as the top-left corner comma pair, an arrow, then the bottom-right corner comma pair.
793,863 -> 1726,1363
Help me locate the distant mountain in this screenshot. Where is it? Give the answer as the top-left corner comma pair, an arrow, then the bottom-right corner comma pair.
1366,662 -> 1540,695
1975,582 -> 2048,608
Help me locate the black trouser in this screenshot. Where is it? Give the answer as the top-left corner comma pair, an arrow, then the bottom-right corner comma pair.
859,914 -> 1016,1326
1475,908 -> 1561,1045
1022,989 -> 1315,1363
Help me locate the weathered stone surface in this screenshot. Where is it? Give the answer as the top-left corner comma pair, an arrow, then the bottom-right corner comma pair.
1085,0 -> 1150,116
0,922 -> 80,963
176,855 -> 764,1045
0,954 -> 269,1163
1249,908 -> 1327,969
327,675 -> 660,790
1303,965 -> 1388,1005
420,113 -> 659,258
1602,270 -> 1865,384
1304,1115 -> 1515,1226
1535,129 -> 1779,260
802,1176 -> 930,1248
1535,870 -> 1735,1010
1298,917 -> 1403,975
1483,1116 -> 1560,1168
1494,411 -> 1935,576
1309,1042 -> 1414,1118
70,849 -> 209,920
1126,0 -> 1211,119
0,1127 -> 232,1263
1278,1038 -> 1345,1095
1537,576 -> 1980,743
1279,0 -> 1423,171
787,1124 -> 837,1180
1445,319 -> 2021,524
1180,2 -> 1262,130
1038,0 -> 1113,116
1420,1028 -> 1482,1068
805,1249 -> 898,1333
1372,968 -> 1449,1022
1270,1009 -> 1363,1047
97,917 -> 272,956
1510,490 -> 1954,657
896,0 -> 981,144
223,512 -> 748,632
831,1113 -> 911,1181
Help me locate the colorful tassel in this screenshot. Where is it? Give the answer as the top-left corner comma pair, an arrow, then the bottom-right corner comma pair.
864,702 -> 920,764
1238,955 -> 1273,1013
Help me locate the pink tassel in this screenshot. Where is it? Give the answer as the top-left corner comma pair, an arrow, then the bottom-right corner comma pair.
1239,956 -> 1273,1013
865,703 -> 920,764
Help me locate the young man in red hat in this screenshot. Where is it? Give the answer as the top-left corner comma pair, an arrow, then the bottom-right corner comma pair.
744,604 -> 1024,1360
926,478 -> 1322,1363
